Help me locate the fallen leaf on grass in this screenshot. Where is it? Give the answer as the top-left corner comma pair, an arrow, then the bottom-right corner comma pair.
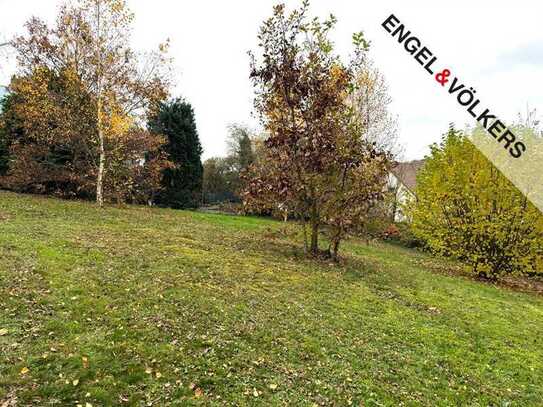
20,367 -> 29,375
428,306 -> 441,314
0,328 -> 8,336
269,383 -> 278,390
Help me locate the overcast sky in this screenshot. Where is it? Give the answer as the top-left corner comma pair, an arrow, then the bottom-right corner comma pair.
1,0 -> 542,160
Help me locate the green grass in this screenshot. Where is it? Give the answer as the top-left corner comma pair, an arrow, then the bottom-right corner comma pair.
1,191 -> 542,406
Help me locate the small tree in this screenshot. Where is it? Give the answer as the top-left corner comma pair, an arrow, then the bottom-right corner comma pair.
148,98 -> 203,208
409,125 -> 543,279
243,2 -> 389,259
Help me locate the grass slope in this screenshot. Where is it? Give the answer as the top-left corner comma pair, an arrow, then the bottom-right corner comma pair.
1,191 -> 542,406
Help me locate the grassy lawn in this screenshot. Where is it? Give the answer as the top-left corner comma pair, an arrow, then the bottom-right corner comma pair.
1,191 -> 542,406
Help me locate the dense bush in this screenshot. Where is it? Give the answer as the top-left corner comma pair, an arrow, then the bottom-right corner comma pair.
408,126 -> 543,279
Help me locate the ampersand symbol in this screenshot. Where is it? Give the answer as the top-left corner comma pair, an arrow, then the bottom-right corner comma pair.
435,69 -> 451,86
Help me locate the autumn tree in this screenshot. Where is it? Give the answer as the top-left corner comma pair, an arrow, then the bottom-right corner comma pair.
243,2 -> 389,259
11,0 -> 172,205
350,59 -> 401,158
0,66 -> 170,202
104,127 -> 171,204
409,125 -> 543,279
0,67 -> 98,196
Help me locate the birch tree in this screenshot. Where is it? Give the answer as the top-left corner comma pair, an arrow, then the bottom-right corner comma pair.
12,0 -> 172,205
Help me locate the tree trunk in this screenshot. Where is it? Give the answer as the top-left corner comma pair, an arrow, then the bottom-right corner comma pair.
96,98 -> 105,207
331,239 -> 340,261
309,202 -> 319,255
310,221 -> 318,254
95,1 -> 105,207
301,213 -> 308,255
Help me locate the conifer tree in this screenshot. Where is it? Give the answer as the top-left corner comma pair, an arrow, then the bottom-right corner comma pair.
149,98 -> 203,208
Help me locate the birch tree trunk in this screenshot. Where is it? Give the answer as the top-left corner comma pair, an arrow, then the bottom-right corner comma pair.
96,94 -> 105,206
94,1 -> 105,207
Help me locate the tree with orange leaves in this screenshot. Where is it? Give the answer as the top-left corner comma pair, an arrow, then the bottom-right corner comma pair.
243,2 -> 390,259
7,0 -> 172,205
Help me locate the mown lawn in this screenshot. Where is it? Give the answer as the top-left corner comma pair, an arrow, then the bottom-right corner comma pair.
1,191 -> 542,406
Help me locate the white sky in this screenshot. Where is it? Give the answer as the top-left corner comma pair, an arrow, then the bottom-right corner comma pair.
1,0 -> 542,160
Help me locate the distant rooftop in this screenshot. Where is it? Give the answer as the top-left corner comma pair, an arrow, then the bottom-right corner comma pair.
391,160 -> 426,192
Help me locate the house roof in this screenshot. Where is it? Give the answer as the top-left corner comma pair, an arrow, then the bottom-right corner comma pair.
391,160 -> 425,192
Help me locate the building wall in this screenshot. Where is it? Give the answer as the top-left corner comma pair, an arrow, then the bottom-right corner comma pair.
387,172 -> 415,223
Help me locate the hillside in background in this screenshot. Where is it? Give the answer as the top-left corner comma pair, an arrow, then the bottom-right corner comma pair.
0,192 -> 542,405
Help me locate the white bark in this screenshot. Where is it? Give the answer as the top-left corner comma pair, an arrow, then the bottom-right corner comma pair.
95,1 -> 105,207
